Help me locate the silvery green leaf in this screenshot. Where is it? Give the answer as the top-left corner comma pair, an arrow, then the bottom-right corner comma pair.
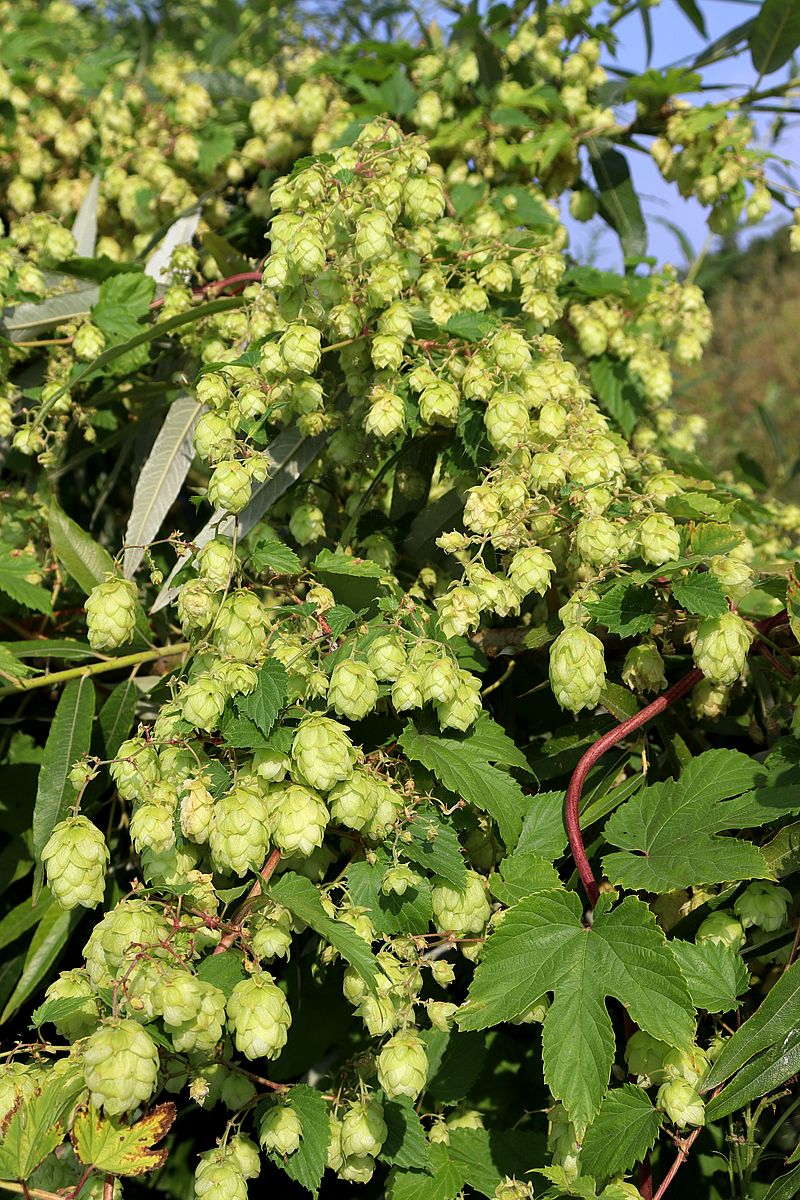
70,173 -> 101,257
2,276 -> 99,343
144,212 -> 201,283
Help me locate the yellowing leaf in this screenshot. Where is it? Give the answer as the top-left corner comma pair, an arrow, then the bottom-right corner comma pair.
71,1102 -> 176,1176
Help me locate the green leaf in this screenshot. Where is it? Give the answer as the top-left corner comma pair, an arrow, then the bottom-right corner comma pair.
671,941 -> 748,1013
2,277 -> 100,342
602,750 -> 772,892
71,1102 -> 175,1175
196,949 -> 246,998
0,638 -> 92,661
348,859 -> 433,935
704,959 -> 800,1091
0,902 -> 82,1023
325,604 -> 358,638
706,1029 -> 800,1121
588,144 -> 647,260
388,1143 -> 470,1200
123,394 -> 203,579
399,723 -> 526,848
269,872 -> 380,991
0,645 -> 37,685
0,892 -> 54,953
92,272 -> 156,343
234,660 -> 288,738
0,1064 -> 85,1181
749,0 -> 800,74
763,1164 -> 800,1200
490,852 -> 562,906
762,819 -> 800,878
249,536 -> 302,576
580,1085 -> 662,1178
458,890 -> 694,1132
48,498 -> 116,595
444,312 -> 498,342
787,563 -> 800,649
266,1084 -> 329,1196
218,710 -> 273,750
516,791 -> 568,860
588,358 -> 646,437
424,1028 -> 488,1103
689,522 -> 744,558
380,1097 -> 431,1170
99,678 -> 139,758
446,1128 -> 547,1198
401,806 -> 467,890
377,66 -> 417,116
671,572 -> 728,617
461,714 -> 532,774
0,544 -> 52,614
197,125 -> 235,175
32,675 -> 96,883
586,584 -> 656,636
71,174 -> 100,258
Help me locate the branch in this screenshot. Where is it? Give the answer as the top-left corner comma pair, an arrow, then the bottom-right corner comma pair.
212,848 -> 281,955
0,643 -> 190,699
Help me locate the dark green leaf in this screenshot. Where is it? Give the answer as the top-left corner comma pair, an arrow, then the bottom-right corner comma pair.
588,358 -> 646,437
587,584 -> 656,636
347,859 -> 432,936
671,572 -> 729,617
401,807 -> 467,890
444,312 -> 498,342
580,1085 -> 662,1177
588,144 -> 647,260
749,0 -> 800,74
270,872 -> 380,991
234,660 -> 288,738
266,1084 -> 330,1196
99,678 -> 139,758
671,941 -> 748,1013
380,1098 -> 431,1170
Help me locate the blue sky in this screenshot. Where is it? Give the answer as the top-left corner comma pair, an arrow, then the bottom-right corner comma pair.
563,0 -> 800,268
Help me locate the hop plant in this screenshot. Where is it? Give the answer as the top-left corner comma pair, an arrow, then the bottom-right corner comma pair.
432,870 -> 491,934
214,590 -> 269,660
638,513 -> 682,565
208,460 -> 252,513
695,911 -> 745,950
180,675 -> 227,731
376,1030 -> 428,1099
209,781 -> 270,876
657,1079 -> 705,1129
622,642 -> 666,693
260,1103 -> 303,1156
268,783 -> 329,857
41,816 -> 108,909
328,659 -> 379,721
508,546 -> 556,598
194,1157 -> 248,1200
84,576 -> 137,649
292,716 -> 355,791
693,612 -> 752,684
341,1098 -> 388,1158
226,971 -> 292,1060
733,882 -> 792,932
154,971 -> 226,1053
83,1019 -> 160,1116
549,626 -> 607,713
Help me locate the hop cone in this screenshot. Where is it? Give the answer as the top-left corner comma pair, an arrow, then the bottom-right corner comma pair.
85,577 -> 137,650
549,626 -> 606,712
83,1019 -> 159,1115
41,816 -> 108,910
226,972 -> 292,1060
693,612 -> 751,685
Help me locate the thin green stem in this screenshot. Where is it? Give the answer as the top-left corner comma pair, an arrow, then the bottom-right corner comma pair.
0,643 -> 190,698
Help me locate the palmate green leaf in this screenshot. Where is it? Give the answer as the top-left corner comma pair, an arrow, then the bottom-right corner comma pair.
233,660 -> 287,737
444,311 -> 498,342
92,272 -> 155,342
704,959 -> 800,1091
380,1097 -> 431,1170
196,949 -> 246,998
0,1064 -> 85,1181
516,790 -> 568,861
749,0 -> 800,74
269,872 -> 380,991
490,852 -> 561,906
671,941 -> 748,1013
348,858 -> 433,935
388,1143 -> 470,1200
460,713 -> 532,774
123,393 -> 203,579
457,889 -> 694,1132
399,723 -> 526,848
248,536 -> 302,576
0,544 -> 52,614
671,571 -> 728,617
602,749 -> 773,892
580,1085 -> 662,1178
32,674 -> 96,875
446,1128 -> 547,1198
586,583 -> 656,636
265,1084 -> 329,1196
706,1029 -> 800,1121
71,1102 -> 176,1176
401,806 -> 467,890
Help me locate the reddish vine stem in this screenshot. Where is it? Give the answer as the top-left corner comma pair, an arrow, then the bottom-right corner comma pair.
653,1129 -> 702,1200
148,270 -> 262,311
212,848 -> 281,956
102,1179 -> 114,1200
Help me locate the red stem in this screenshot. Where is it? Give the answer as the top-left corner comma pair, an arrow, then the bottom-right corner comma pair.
565,611 -> 789,907
103,1178 -> 114,1200
148,270 -> 262,311
653,1129 -> 703,1200
212,848 -> 281,955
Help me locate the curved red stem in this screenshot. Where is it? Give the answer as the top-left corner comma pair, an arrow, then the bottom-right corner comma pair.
565,610 -> 789,907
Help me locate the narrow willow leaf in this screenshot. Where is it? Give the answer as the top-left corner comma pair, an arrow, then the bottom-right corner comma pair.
151,426 -> 327,612
2,277 -> 99,343
0,891 -> 54,953
99,678 -> 139,758
48,498 -> 116,595
704,959 -> 800,1089
0,902 -> 82,1023
144,212 -> 201,282
123,394 -> 203,578
706,1029 -> 800,1121
32,676 -> 96,893
71,173 -> 101,256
